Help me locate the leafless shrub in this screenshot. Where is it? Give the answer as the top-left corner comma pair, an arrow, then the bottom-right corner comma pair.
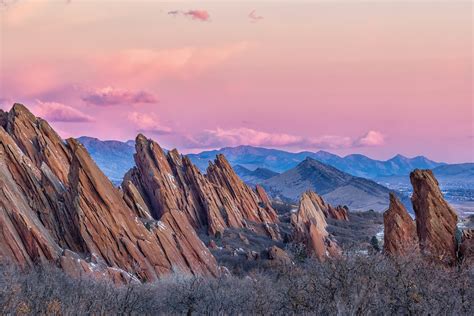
0,255 -> 472,315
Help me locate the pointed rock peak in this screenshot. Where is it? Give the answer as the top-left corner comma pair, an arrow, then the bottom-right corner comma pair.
383,192 -> 417,256
167,148 -> 181,162
135,133 -> 147,143
10,103 -> 35,117
410,169 -> 458,263
214,153 -> 231,167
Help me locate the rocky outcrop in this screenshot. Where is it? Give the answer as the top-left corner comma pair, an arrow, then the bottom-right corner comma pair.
0,104 -> 219,282
207,155 -> 280,229
122,136 -> 280,239
410,169 -> 458,263
383,193 -> 417,256
290,192 -> 340,261
298,191 -> 348,221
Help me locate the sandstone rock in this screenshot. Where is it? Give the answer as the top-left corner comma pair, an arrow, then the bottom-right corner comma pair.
0,104 -> 219,282
410,169 -> 458,263
383,193 -> 418,256
267,246 -> 291,265
301,191 -> 348,221
290,192 -> 341,261
122,135 -> 280,239
207,155 -> 280,239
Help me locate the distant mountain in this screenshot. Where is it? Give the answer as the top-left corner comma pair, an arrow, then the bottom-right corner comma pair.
233,165 -> 279,186
77,138 -> 456,191
262,157 -> 408,212
187,146 -> 311,173
77,136 -> 135,184
433,163 -> 474,181
188,145 -> 445,179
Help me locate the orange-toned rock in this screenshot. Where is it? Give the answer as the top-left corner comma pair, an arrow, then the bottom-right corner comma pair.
207,155 -> 280,239
410,169 -> 458,264
123,136 -> 280,239
383,193 -> 418,256
0,104 -> 219,282
301,191 -> 348,221
290,192 -> 340,261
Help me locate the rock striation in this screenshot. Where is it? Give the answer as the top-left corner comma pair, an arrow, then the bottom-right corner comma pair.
122,136 -> 280,239
303,191 -> 349,221
290,192 -> 340,261
410,169 -> 458,263
0,104 -> 218,282
383,193 -> 417,256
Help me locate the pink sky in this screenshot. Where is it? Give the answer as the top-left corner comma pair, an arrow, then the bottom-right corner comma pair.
0,1 -> 472,162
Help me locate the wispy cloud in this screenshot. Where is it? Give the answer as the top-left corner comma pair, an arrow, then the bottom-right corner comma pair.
82,87 -> 157,106
184,127 -> 385,150
34,100 -> 94,122
167,9 -> 210,22
128,112 -> 172,135
248,10 -> 263,22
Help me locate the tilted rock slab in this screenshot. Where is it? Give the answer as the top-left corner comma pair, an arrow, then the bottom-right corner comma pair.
410,169 -> 458,264
290,191 -> 340,261
383,193 -> 418,256
122,136 -> 280,239
0,104 -> 218,282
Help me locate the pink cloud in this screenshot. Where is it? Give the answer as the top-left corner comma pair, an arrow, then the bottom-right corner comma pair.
192,127 -> 303,148
355,130 -> 385,147
167,9 -> 210,22
186,127 -> 385,150
248,10 -> 263,22
34,100 -> 94,122
128,112 -> 172,135
82,87 -> 157,106
93,42 -> 249,83
184,10 -> 210,21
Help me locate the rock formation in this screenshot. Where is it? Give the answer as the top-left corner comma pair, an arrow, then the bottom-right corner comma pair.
410,169 -> 458,263
0,104 -> 219,282
383,193 -> 417,256
122,136 -> 280,239
299,190 -> 348,221
290,192 -> 340,261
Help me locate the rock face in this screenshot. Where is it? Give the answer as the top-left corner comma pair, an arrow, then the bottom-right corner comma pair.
304,191 -> 349,221
410,169 -> 458,263
290,192 -> 340,261
0,104 -> 218,282
122,136 -> 280,239
383,193 -> 417,256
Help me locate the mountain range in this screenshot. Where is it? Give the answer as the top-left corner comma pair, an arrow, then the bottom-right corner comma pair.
77,139 -> 450,182
77,137 -> 472,212
188,145 -> 445,178
261,157 -> 407,211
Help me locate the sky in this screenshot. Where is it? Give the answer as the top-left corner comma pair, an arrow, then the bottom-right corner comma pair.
0,0 -> 472,163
